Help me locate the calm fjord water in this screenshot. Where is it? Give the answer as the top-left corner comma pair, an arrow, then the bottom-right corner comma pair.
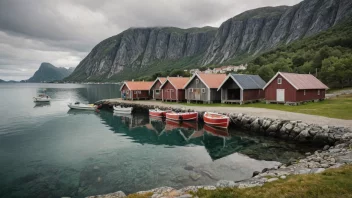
0,83 -> 314,198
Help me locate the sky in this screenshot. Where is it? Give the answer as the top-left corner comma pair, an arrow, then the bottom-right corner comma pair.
0,0 -> 302,81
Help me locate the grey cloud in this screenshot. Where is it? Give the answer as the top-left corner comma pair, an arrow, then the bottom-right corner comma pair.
0,0 -> 302,80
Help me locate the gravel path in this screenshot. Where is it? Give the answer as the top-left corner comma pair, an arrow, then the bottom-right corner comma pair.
103,99 -> 352,129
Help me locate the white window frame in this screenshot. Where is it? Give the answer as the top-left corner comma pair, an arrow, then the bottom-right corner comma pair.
277,78 -> 282,84
318,90 -> 320,95
304,90 -> 306,96
189,88 -> 193,92
201,88 -> 206,93
126,90 -> 129,94
155,89 -> 160,94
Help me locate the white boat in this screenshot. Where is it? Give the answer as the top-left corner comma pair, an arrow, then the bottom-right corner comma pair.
33,94 -> 51,102
68,102 -> 97,110
113,105 -> 133,114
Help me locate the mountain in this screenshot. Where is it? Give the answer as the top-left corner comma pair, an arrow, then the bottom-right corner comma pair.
0,79 -> 5,83
26,62 -> 74,82
67,0 -> 352,82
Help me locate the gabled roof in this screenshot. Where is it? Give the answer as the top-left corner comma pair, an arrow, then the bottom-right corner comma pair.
184,73 -> 227,89
263,72 -> 329,90
218,74 -> 266,90
150,77 -> 167,90
119,81 -> 153,91
160,77 -> 190,89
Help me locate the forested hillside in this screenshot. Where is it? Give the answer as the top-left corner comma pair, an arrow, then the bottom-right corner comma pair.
245,18 -> 352,88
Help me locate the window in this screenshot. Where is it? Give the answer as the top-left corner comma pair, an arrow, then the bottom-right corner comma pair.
126,91 -> 129,94
318,90 -> 320,95
277,78 -> 282,84
189,88 -> 193,92
155,90 -> 160,94
201,88 -> 206,93
196,79 -> 199,84
304,90 -> 306,96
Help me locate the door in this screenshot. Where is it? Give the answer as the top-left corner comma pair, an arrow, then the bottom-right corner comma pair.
195,89 -> 201,100
276,89 -> 285,102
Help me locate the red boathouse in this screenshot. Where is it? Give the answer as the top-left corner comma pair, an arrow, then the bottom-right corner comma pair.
263,72 -> 328,104
150,77 -> 167,100
120,81 -> 153,100
160,77 -> 190,102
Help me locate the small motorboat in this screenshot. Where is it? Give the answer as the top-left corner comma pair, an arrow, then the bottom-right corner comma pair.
203,112 -> 230,128
113,105 -> 133,114
165,112 -> 198,121
68,102 -> 97,110
149,108 -> 170,117
33,94 -> 51,102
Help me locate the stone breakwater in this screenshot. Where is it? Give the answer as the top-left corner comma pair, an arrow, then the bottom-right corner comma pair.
96,101 -> 352,146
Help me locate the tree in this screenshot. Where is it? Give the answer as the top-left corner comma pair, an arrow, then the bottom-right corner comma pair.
258,65 -> 275,82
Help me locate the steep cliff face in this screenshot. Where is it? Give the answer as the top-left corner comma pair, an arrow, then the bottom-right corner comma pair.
67,27 -> 216,81
201,0 -> 352,65
68,0 -> 352,82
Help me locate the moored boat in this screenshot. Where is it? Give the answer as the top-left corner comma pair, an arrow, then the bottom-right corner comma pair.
149,108 -> 170,117
165,112 -> 198,121
113,105 -> 133,114
68,102 -> 97,110
203,112 -> 230,128
33,94 -> 51,102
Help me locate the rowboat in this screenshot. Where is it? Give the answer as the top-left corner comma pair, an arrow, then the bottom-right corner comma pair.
149,109 -> 170,117
165,112 -> 198,121
113,105 -> 133,114
68,102 -> 97,110
203,112 -> 230,128
33,94 -> 51,102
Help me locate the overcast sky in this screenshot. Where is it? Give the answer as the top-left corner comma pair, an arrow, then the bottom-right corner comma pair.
0,0 -> 302,81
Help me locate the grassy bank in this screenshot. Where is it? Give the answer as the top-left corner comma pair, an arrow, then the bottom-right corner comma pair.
194,165 -> 352,198
166,94 -> 352,120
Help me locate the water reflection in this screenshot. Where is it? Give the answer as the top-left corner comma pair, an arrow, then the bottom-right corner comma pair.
99,111 -> 312,163
33,103 -> 51,108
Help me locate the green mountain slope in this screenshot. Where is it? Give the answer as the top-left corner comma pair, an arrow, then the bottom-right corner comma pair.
27,62 -> 74,82
244,18 -> 352,88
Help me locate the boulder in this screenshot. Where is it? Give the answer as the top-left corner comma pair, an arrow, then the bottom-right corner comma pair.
262,119 -> 272,130
87,191 -> 126,198
267,178 -> 279,182
216,180 -> 238,188
295,129 -> 310,142
252,171 -> 260,177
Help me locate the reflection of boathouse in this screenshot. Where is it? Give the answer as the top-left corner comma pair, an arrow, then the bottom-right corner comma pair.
99,112 -> 306,162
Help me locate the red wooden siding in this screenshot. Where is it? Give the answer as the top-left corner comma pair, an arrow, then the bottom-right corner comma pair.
243,89 -> 264,101
161,81 -> 185,101
151,81 -> 162,100
296,89 -> 325,101
265,74 -> 297,102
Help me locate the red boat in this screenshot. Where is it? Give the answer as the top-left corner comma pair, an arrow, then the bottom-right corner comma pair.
203,112 -> 230,128
165,112 -> 198,121
149,109 -> 170,117
203,124 -> 229,137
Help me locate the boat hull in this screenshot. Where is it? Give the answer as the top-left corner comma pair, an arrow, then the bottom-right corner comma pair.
203,124 -> 229,137
33,97 -> 51,102
203,112 -> 229,128
113,106 -> 133,114
68,104 -> 96,110
166,112 -> 198,121
149,110 -> 168,117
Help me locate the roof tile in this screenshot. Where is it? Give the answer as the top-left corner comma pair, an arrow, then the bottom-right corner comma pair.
280,72 -> 328,90
198,74 -> 227,88
122,81 -> 153,91
163,77 -> 190,89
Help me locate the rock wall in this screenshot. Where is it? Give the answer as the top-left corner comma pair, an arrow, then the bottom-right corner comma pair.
96,101 -> 352,146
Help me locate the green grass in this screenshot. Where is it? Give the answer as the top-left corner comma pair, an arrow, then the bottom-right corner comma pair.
194,165 -> 352,198
165,94 -> 352,120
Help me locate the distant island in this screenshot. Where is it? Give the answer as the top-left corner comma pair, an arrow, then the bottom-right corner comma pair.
24,62 -> 74,83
